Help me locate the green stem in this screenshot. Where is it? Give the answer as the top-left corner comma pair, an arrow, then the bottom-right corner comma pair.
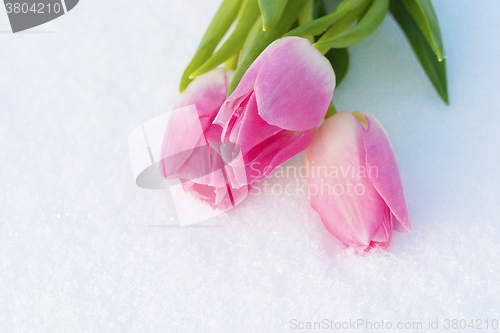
325,101 -> 337,119
189,0 -> 260,79
298,0 -> 314,43
179,0 -> 243,91
225,53 -> 239,70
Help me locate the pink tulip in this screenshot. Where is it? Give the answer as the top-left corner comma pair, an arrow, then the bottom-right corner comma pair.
160,68 -> 249,210
305,111 -> 411,250
214,37 -> 336,187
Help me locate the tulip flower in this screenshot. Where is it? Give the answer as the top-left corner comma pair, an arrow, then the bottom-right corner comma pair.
160,68 -> 249,210
214,36 -> 336,188
305,111 -> 411,250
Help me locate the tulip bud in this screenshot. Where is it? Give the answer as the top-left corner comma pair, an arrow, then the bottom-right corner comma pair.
160,68 -> 250,210
305,111 -> 411,250
214,36 -> 336,187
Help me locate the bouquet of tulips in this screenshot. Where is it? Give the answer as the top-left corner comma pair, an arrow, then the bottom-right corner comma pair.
132,0 -> 448,251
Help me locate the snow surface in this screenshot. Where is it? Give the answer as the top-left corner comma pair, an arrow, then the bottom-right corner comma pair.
1,0 -> 499,332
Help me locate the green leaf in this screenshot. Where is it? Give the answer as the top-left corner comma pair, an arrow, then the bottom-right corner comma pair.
258,0 -> 289,31
324,48 -> 349,86
312,0 -> 328,19
286,0 -> 370,38
314,0 -> 371,54
190,0 -> 261,79
240,17 -> 264,63
313,0 -> 389,50
228,0 -> 307,96
400,0 -> 444,60
179,0 -> 243,92
390,0 -> 448,104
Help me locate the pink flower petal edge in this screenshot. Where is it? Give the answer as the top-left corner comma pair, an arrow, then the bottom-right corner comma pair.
355,111 -> 411,233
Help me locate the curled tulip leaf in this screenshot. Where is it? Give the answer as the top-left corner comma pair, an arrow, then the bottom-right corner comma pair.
286,0 -> 370,38
258,0 -> 289,31
190,0 -> 261,79
228,0 -> 307,96
313,0 -> 390,50
401,0 -> 444,61
390,0 -> 448,104
179,0 -> 243,92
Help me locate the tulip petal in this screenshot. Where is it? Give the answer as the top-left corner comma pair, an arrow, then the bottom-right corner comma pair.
369,205 -> 392,244
365,215 -> 393,251
230,184 -> 251,206
162,68 -> 253,211
216,94 -> 250,141
160,105 -> 206,178
254,37 -> 335,131
181,179 -> 233,211
355,111 -> 411,233
223,146 -> 248,189
306,112 -> 389,247
245,129 -> 312,184
228,92 -> 283,155
359,207 -> 393,251
215,40 -> 281,130
175,68 -> 233,119
162,69 -> 233,178
175,144 -> 228,188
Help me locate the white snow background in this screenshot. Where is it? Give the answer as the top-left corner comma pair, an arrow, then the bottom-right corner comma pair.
1,0 -> 499,332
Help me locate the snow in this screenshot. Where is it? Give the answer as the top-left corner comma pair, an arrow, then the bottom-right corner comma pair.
1,0 -> 499,331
